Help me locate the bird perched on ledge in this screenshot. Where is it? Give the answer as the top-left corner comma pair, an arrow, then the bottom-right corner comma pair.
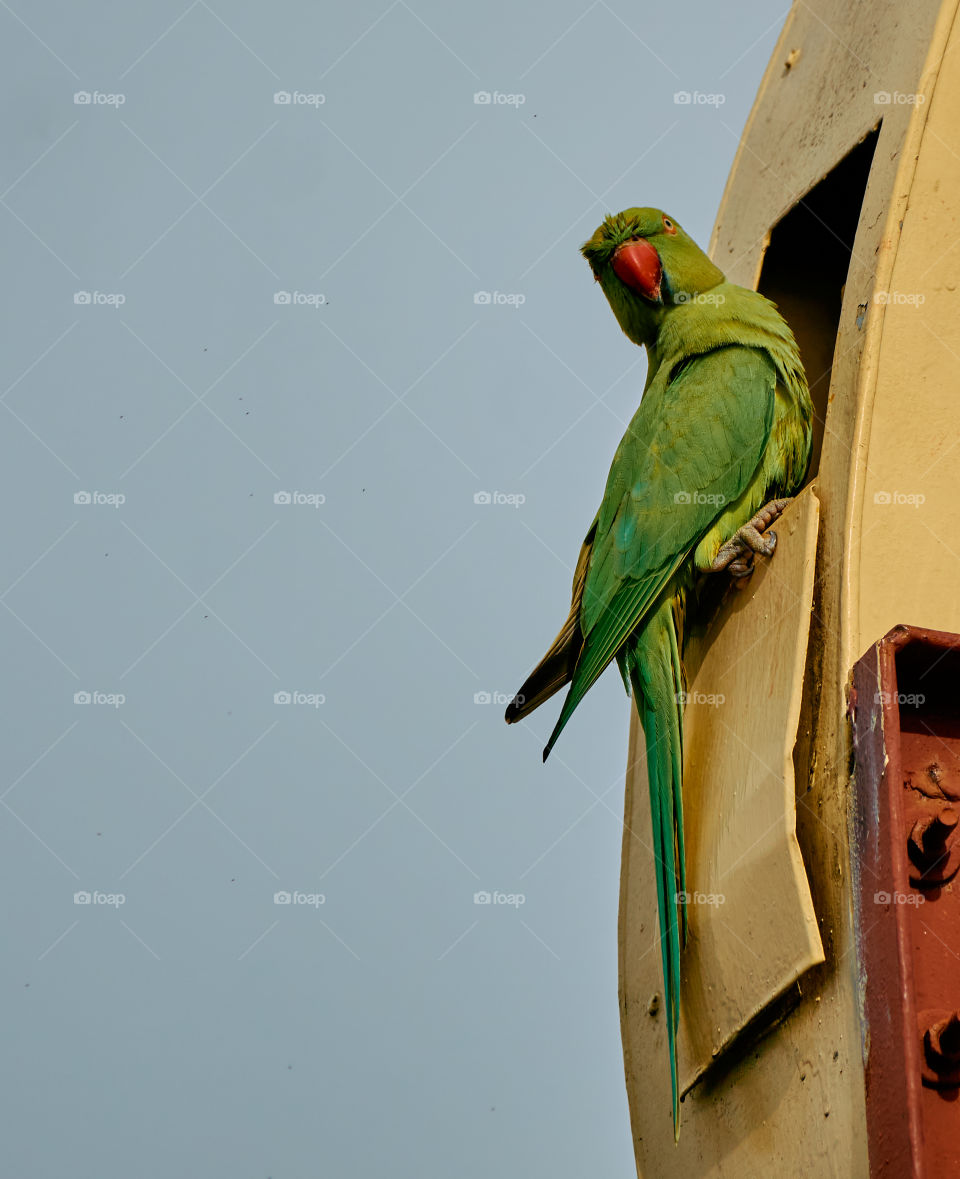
505,207 -> 812,1139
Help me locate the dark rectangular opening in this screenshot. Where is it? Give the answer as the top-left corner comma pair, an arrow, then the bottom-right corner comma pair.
757,125 -> 880,482
896,639 -> 960,744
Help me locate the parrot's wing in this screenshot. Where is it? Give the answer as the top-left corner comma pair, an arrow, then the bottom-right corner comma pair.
505,517 -> 597,723
543,345 -> 777,758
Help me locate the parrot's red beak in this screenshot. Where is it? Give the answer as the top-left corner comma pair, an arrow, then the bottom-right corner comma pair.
612,238 -> 662,303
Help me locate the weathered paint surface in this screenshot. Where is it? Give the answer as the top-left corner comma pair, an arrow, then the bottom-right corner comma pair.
678,488 -> 823,1095
851,627 -> 960,1176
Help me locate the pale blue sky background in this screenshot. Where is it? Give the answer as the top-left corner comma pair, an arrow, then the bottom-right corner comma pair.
1,3 -> 784,1175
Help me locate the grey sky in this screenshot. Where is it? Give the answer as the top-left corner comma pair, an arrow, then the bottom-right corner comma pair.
2,3 -> 782,1175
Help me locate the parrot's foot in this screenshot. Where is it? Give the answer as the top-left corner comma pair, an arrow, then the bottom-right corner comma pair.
709,498 -> 791,582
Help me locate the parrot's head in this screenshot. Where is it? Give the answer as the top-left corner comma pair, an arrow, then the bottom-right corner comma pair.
581,207 -> 725,346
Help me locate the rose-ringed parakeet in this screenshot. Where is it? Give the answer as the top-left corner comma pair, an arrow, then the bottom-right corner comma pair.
505,208 -> 812,1138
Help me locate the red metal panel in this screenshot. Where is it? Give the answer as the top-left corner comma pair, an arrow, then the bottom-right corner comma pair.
851,625 -> 960,1178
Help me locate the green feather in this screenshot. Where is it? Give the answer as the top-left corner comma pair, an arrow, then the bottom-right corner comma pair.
621,601 -> 686,1139
543,343 -> 781,763
513,207 -> 812,1139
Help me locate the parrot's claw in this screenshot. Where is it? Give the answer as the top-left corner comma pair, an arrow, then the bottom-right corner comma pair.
736,524 -> 777,558
709,498 -> 790,581
727,553 -> 754,579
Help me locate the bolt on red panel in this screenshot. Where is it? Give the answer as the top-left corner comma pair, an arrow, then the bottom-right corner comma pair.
851,625 -> 960,1178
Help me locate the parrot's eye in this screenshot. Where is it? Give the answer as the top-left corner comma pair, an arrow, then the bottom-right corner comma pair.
662,216 -> 677,235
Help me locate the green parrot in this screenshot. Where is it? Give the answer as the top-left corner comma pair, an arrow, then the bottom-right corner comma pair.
505,207 -> 812,1138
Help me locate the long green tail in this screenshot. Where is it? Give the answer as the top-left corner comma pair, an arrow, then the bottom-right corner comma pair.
620,597 -> 686,1140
